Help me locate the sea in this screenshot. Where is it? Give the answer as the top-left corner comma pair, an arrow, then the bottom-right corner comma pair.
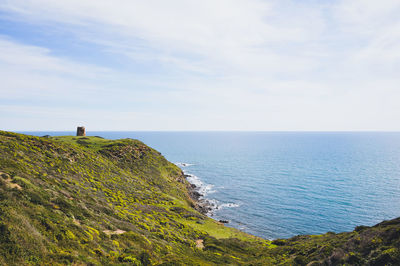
22,131 -> 400,240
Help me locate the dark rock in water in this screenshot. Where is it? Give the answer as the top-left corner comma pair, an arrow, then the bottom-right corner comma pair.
188,187 -> 202,201
219,220 -> 229,224
184,174 -> 192,178
192,191 -> 202,198
194,199 -> 214,215
185,172 -> 217,216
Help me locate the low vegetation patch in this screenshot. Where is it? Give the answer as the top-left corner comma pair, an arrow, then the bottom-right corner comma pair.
0,131 -> 399,265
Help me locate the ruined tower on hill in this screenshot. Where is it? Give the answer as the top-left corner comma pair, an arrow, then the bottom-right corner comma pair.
76,126 -> 86,136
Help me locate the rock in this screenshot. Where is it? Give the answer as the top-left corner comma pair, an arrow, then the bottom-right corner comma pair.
185,175 -> 217,216
192,191 -> 202,198
219,220 -> 229,224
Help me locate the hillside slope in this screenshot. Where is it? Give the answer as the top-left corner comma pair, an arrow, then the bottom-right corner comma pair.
0,131 -> 400,265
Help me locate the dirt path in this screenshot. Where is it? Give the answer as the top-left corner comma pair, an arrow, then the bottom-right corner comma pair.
195,239 -> 204,250
103,229 -> 126,235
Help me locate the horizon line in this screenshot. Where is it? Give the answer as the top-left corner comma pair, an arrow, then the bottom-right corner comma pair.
12,130 -> 400,133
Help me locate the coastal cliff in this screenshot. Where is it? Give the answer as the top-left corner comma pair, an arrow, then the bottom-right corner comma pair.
0,131 -> 399,265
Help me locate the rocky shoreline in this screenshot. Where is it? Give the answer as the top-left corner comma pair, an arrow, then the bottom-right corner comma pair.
185,173 -> 216,215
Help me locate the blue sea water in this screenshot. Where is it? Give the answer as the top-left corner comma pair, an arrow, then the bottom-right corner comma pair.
23,131 -> 400,240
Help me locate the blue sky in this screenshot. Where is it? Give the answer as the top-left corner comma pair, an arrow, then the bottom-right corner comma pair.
1,0 -> 400,131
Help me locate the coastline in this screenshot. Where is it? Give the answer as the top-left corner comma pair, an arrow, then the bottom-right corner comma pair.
178,163 -> 238,223
176,162 -> 217,216
185,173 -> 215,215
2,131 -> 400,265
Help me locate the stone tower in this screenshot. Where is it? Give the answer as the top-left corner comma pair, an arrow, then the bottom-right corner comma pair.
77,126 -> 86,136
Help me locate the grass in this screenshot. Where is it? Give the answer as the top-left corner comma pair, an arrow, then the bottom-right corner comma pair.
1,130 -> 400,265
52,135 -> 124,152
177,218 -> 265,242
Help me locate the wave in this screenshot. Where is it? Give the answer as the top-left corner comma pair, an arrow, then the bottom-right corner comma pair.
175,162 -> 194,167
184,172 -> 216,196
219,203 -> 241,209
176,162 -> 240,217
206,200 -> 240,216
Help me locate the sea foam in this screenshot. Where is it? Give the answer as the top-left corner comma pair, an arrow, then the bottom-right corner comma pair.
176,162 -> 239,216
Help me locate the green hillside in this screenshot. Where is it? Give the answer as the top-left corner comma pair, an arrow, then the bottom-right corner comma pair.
0,131 -> 400,265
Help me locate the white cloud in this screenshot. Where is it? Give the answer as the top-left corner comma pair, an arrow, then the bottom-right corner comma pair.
0,1 -> 400,130
0,36 -> 113,99
334,0 -> 400,35
0,0 -> 325,76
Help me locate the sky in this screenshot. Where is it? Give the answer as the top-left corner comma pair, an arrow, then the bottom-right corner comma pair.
1,0 -> 400,131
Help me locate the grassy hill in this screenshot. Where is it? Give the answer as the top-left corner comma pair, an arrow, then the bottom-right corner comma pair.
0,131 -> 400,265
